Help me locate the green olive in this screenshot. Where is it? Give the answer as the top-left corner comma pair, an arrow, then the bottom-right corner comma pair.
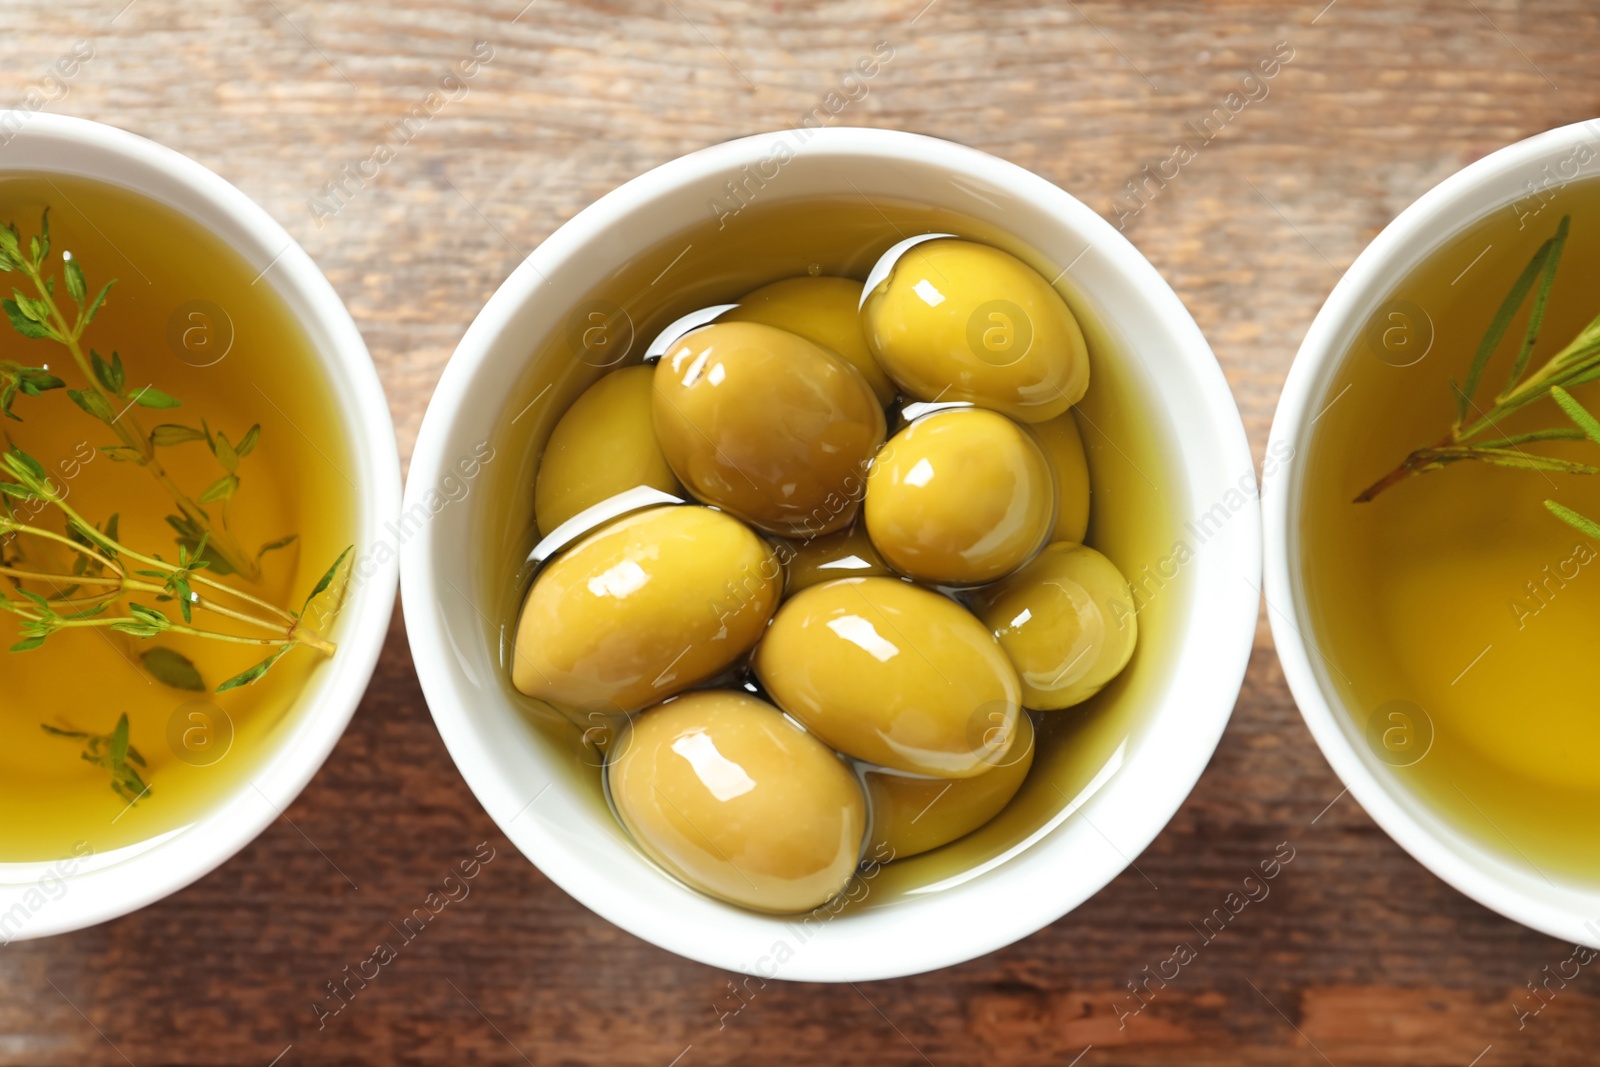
864,408 -> 1055,586
608,690 -> 866,914
778,522 -> 892,596
970,542 -> 1137,710
860,239 -> 1088,422
534,365 -> 682,535
1027,410 -> 1090,544
866,712 -> 1035,860
722,276 -> 898,406
754,576 -> 1021,777
512,506 -> 780,712
652,321 -> 886,537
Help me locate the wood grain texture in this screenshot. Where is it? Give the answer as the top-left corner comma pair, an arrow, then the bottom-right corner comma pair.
3,0 -> 1600,1063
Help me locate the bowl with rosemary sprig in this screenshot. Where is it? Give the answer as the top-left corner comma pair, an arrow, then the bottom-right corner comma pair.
1266,118 -> 1600,944
0,114 -> 400,941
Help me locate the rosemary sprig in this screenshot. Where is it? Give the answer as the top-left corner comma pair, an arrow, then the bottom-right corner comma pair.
41,713 -> 149,805
1355,215 -> 1600,502
0,211 -> 295,579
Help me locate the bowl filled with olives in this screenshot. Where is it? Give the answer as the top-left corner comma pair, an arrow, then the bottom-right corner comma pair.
401,128 -> 1260,981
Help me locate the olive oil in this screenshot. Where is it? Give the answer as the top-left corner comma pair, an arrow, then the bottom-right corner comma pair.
0,175 -> 354,861
1301,176 -> 1600,883
476,195 -> 1185,906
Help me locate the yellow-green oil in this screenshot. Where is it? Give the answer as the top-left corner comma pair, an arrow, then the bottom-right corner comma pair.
0,176 -> 354,861
1301,177 -> 1600,884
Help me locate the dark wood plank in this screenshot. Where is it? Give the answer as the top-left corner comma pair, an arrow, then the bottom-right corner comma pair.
3,0 -> 1600,1063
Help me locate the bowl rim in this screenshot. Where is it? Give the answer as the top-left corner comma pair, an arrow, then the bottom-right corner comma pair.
402,126 -> 1261,979
0,112 -> 400,941
1264,117 -> 1600,944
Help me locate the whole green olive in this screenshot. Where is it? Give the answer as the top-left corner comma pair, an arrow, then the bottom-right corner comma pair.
609,689 -> 867,914
864,407 -> 1055,586
866,711 -> 1035,860
534,364 -> 682,535
1027,409 -> 1091,544
652,321 -> 886,537
512,505 -> 780,712
860,239 -> 1088,422
970,542 -> 1137,710
754,576 -> 1021,777
778,521 -> 892,596
722,276 -> 898,406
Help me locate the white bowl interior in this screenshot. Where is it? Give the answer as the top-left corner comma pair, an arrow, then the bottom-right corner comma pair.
0,115 -> 400,941
403,129 -> 1260,980
1266,118 -> 1600,945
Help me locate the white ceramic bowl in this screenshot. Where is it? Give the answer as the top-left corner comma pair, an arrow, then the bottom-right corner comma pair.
1266,118 -> 1600,945
0,114 -> 400,940
403,127 -> 1260,980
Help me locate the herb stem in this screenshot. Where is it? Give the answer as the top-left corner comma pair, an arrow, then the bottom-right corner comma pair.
19,255 -> 261,581
288,623 -> 336,656
0,520 -> 122,574
1356,215 -> 1600,502
6,499 -> 330,649
43,488 -> 301,626
128,546 -> 299,624
1353,432 -> 1453,503
50,591 -> 122,607
3,543 -> 318,640
174,591 -> 282,633
0,565 -> 121,589
43,614 -> 297,646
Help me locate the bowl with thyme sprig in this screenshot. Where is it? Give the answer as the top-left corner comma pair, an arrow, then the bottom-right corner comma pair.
0,113 -> 399,941
1267,117 -> 1600,949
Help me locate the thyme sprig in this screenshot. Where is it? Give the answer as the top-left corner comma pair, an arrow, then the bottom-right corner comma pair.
41,713 -> 149,804
0,211 -> 294,578
1,217 -> 356,804
1355,216 -> 1600,502
1,443 -> 345,691
0,214 -> 350,697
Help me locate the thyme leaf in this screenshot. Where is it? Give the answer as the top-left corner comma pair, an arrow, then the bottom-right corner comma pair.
40,713 -> 151,804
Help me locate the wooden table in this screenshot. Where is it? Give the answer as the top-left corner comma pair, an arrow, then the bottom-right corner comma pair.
4,1 -> 1598,1063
